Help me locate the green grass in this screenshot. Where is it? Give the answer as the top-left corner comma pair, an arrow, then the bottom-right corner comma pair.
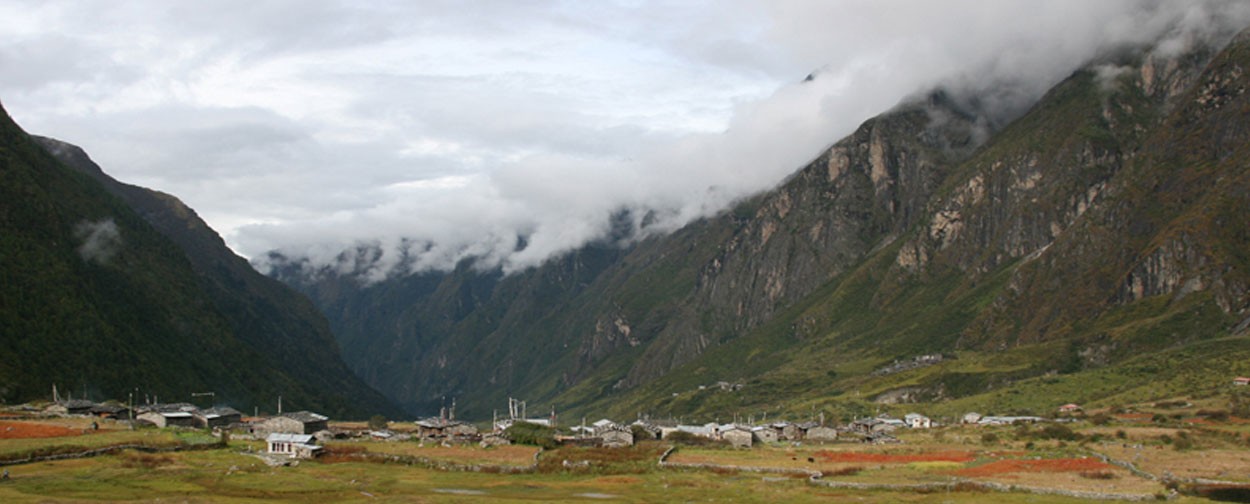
0,442 -> 1196,503
0,428 -> 215,462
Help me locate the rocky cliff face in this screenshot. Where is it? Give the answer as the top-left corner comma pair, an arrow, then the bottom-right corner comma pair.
618,92 -> 994,387
273,25 -> 1250,419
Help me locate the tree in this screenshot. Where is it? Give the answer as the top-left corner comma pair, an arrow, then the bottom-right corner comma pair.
368,414 -> 389,431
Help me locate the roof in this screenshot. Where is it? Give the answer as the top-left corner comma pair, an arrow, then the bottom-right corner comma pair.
199,407 -> 241,418
157,411 -> 194,418
904,413 -> 929,420
90,404 -> 127,413
59,399 -> 96,409
592,419 -> 617,428
282,411 -> 329,423
266,433 -> 314,443
153,403 -> 199,413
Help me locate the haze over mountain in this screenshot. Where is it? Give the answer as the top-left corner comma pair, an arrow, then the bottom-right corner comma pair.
6,2 -> 1249,280
271,15 -> 1250,420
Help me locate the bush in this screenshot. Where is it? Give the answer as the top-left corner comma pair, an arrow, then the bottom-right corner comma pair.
980,432 -> 999,445
368,415 -> 389,431
1197,409 -> 1230,422
1173,431 -> 1195,451
1116,430 -> 1127,439
1038,424 -> 1080,441
505,421 -> 558,449
664,431 -> 722,447
630,425 -> 655,441
1089,413 -> 1112,426
1080,470 -> 1117,480
824,466 -> 862,477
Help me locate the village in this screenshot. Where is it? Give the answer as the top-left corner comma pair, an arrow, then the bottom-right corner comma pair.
3,377 -> 1250,502
14,386 -> 1125,461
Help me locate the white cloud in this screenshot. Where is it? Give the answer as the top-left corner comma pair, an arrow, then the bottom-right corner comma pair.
3,0 -> 1249,279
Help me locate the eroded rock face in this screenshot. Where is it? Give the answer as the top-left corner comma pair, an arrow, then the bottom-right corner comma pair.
618,92 -> 993,388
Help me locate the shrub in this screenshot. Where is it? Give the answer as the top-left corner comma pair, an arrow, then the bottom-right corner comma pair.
980,432 -> 999,445
1038,424 -> 1080,441
1173,431 -> 1195,451
119,452 -> 174,469
1197,409 -> 1229,422
824,466 -> 862,477
1080,470 -> 1117,480
505,421 -> 558,449
1089,413 -> 1112,426
664,431 -> 722,447
630,425 -> 655,441
368,415 -> 389,431
1116,430 -> 1127,439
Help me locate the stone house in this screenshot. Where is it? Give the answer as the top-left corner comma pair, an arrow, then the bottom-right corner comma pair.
599,426 -> 634,448
904,413 -> 932,429
266,433 -> 321,459
46,399 -> 95,416
772,422 -> 800,441
137,410 -> 197,428
722,426 -> 753,448
255,411 -> 329,435
415,419 -> 477,439
89,403 -> 132,420
751,426 -> 779,444
196,407 -> 242,429
805,425 -> 838,442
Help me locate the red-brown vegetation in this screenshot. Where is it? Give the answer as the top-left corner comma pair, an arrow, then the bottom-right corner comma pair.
0,421 -> 83,439
814,450 -> 978,464
953,457 -> 1111,477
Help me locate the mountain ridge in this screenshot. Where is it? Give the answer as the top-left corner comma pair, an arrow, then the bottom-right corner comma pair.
271,25 -> 1250,420
0,102 -> 400,418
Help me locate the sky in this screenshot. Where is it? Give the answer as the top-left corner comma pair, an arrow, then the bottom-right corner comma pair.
3,1 -> 1249,280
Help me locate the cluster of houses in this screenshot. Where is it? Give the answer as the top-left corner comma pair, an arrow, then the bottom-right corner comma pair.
39,398 -> 332,460
39,392 -> 1128,458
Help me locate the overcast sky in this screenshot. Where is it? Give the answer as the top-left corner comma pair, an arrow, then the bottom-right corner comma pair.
3,1 -> 1247,280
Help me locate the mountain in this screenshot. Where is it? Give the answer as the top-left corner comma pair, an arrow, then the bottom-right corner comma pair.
0,102 -> 400,419
272,26 -> 1250,421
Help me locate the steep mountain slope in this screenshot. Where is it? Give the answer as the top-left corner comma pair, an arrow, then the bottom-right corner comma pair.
0,102 -> 399,418
275,26 -> 1250,421
273,88 -> 1001,417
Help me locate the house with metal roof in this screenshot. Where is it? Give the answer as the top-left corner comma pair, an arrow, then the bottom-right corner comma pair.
266,433 -> 321,459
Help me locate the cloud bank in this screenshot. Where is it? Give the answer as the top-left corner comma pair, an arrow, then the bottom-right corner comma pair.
3,1 -> 1249,281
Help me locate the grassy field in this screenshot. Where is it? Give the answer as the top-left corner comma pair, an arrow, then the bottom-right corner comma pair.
0,418 -> 1242,502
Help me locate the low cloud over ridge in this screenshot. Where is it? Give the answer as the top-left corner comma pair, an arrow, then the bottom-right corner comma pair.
4,1 -> 1248,282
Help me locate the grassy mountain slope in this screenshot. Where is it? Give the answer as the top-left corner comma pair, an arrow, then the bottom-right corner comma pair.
0,103 -> 399,418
